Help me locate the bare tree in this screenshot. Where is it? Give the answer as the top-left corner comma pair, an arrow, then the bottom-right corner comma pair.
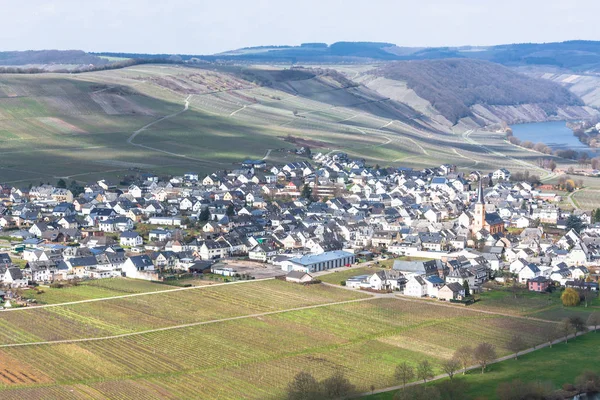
473,343 -> 497,374
507,334 -> 526,360
453,345 -> 473,375
587,312 -> 600,332
320,369 -> 356,399
560,318 -> 575,344
394,362 -> 415,389
441,358 -> 461,380
569,316 -> 588,338
417,360 -> 434,384
286,372 -> 322,400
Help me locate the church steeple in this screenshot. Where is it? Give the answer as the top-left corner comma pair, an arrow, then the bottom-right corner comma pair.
472,174 -> 486,235
477,176 -> 485,204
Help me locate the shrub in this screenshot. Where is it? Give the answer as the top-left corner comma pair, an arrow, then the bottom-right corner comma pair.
561,288 -> 580,307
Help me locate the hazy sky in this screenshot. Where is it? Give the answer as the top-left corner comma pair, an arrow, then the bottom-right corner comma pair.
4,0 -> 600,54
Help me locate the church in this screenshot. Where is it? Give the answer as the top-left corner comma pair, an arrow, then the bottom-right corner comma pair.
471,178 -> 505,235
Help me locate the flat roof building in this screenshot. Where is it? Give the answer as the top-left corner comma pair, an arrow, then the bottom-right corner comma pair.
280,250 -> 355,273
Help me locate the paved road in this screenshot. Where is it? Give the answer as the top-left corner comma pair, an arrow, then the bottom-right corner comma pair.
567,188 -> 581,209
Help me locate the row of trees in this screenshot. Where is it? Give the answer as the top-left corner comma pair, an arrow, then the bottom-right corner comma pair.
508,131 -> 600,169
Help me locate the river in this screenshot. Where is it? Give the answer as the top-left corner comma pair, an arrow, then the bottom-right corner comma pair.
510,121 -> 598,156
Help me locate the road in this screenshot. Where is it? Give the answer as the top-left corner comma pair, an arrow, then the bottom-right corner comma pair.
567,188 -> 581,209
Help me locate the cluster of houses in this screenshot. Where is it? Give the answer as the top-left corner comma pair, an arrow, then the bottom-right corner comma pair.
0,153 -> 596,294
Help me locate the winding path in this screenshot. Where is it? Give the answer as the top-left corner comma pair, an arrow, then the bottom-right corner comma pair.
127,94 -> 191,147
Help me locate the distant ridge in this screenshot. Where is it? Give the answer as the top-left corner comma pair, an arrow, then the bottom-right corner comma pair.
94,40 -> 600,70
0,50 -> 110,66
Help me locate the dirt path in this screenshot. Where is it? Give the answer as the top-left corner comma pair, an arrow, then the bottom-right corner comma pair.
0,297 -> 376,348
262,149 -> 272,160
127,94 -> 191,146
124,94 -> 228,166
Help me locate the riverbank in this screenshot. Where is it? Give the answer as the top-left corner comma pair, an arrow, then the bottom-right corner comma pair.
509,121 -> 599,160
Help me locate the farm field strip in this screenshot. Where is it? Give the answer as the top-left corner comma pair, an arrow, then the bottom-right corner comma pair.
12,277 -> 274,310
0,297 -> 376,349
0,280 -> 371,345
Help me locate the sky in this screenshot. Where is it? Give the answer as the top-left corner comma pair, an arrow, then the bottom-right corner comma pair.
3,0 -> 600,54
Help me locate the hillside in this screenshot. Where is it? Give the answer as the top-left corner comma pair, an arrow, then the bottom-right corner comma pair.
0,63 -> 562,184
369,59 -> 593,125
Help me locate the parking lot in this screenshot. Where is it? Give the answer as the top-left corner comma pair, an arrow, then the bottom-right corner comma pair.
216,259 -> 285,279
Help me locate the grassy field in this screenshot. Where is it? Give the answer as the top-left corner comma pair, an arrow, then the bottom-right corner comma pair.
0,279 -> 561,398
318,266 -> 384,284
0,64 -> 578,185
22,278 -> 178,304
363,331 -> 600,400
572,188 -> 600,210
472,287 -> 600,321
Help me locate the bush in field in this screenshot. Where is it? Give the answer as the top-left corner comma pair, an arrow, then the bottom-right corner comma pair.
561,288 -> 580,307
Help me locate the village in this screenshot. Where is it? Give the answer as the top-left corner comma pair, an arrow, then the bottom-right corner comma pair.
0,150 -> 598,307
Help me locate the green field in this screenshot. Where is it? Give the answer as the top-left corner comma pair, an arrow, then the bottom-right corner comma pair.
0,279 -> 561,398
22,278 -> 177,304
472,287 -> 600,321
0,64 -> 576,185
318,266 -> 384,284
364,331 -> 600,400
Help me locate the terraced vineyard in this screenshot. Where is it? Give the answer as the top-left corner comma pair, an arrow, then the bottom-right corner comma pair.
0,280 -> 558,399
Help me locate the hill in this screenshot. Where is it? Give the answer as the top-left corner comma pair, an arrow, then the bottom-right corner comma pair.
0,50 -> 110,68
369,59 -> 592,125
114,40 -> 600,70
0,62 -> 585,184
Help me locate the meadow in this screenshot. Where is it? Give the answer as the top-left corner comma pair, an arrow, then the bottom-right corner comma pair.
471,286 -> 600,321
364,330 -> 600,400
0,279 -> 561,399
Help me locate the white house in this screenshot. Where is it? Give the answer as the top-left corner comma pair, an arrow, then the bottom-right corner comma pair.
404,276 -> 427,297
518,263 -> 541,283
492,168 -> 511,181
120,231 -> 143,247
122,255 -> 157,280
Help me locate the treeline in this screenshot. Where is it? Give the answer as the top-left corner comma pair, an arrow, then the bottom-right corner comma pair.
0,50 -> 109,66
507,131 -> 600,167
374,59 -> 583,124
0,58 -> 183,75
